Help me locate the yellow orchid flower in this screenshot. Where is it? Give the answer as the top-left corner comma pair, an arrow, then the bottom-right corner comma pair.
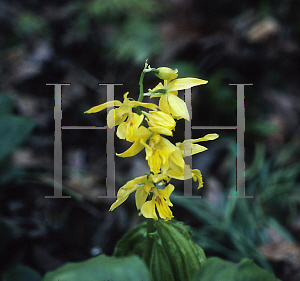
160,134 -> 218,186
110,174 -> 174,221
142,134 -> 177,174
140,183 -> 174,221
85,92 -> 158,141
117,126 -> 188,176
147,77 -> 208,121
116,126 -> 177,175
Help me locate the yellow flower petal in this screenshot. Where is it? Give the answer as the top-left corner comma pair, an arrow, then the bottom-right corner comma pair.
169,148 -> 185,170
167,158 -> 184,173
177,140 -> 208,157
155,187 -> 174,220
115,105 -> 131,118
191,133 -> 219,143
141,138 -> 153,159
116,140 -> 144,157
166,78 -> 208,91
155,200 -> 173,220
165,165 -> 203,189
148,126 -> 173,136
116,122 -> 127,140
161,184 -> 174,207
122,91 -> 158,110
165,168 -> 191,180
192,169 -> 203,189
159,146 -> 176,165
141,200 -> 158,219
135,185 -> 149,210
126,113 -> 144,141
159,95 -> 172,115
129,126 -> 153,142
176,133 -> 219,156
107,109 -> 126,128
123,92 -> 130,100
190,144 -> 207,155
130,101 -> 158,110
148,151 -> 162,174
84,100 -> 122,114
159,136 -> 176,147
167,93 -> 190,120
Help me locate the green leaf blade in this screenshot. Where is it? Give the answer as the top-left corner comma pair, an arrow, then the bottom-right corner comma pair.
192,257 -> 281,281
42,254 -> 152,281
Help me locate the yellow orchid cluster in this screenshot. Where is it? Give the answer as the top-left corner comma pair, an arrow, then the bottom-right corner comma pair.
85,64 -> 219,220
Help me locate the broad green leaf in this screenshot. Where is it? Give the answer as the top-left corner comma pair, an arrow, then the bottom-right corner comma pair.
2,264 -> 42,281
42,254 -> 152,281
192,257 -> 281,281
0,116 -> 36,162
114,220 -> 206,281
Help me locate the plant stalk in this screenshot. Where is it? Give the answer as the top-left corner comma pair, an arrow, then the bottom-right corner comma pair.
143,218 -> 155,265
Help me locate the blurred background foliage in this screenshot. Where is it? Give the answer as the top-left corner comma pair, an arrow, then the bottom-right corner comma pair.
0,0 -> 300,280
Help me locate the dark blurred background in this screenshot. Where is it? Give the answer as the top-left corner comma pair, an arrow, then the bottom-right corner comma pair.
0,0 -> 300,280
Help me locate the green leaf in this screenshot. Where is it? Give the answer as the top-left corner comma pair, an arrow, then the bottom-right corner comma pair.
2,264 -> 42,281
113,221 -> 148,258
0,116 -> 36,163
151,241 -> 174,281
42,254 -> 152,281
114,220 -> 206,281
192,257 -> 281,281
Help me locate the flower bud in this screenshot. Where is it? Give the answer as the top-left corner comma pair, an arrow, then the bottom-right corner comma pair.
155,67 -> 178,80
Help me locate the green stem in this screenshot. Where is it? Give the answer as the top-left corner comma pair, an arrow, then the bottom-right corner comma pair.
135,60 -> 158,128
138,68 -> 146,103
143,218 -> 155,265
147,217 -> 155,233
136,61 -> 158,109
134,62 -> 148,115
